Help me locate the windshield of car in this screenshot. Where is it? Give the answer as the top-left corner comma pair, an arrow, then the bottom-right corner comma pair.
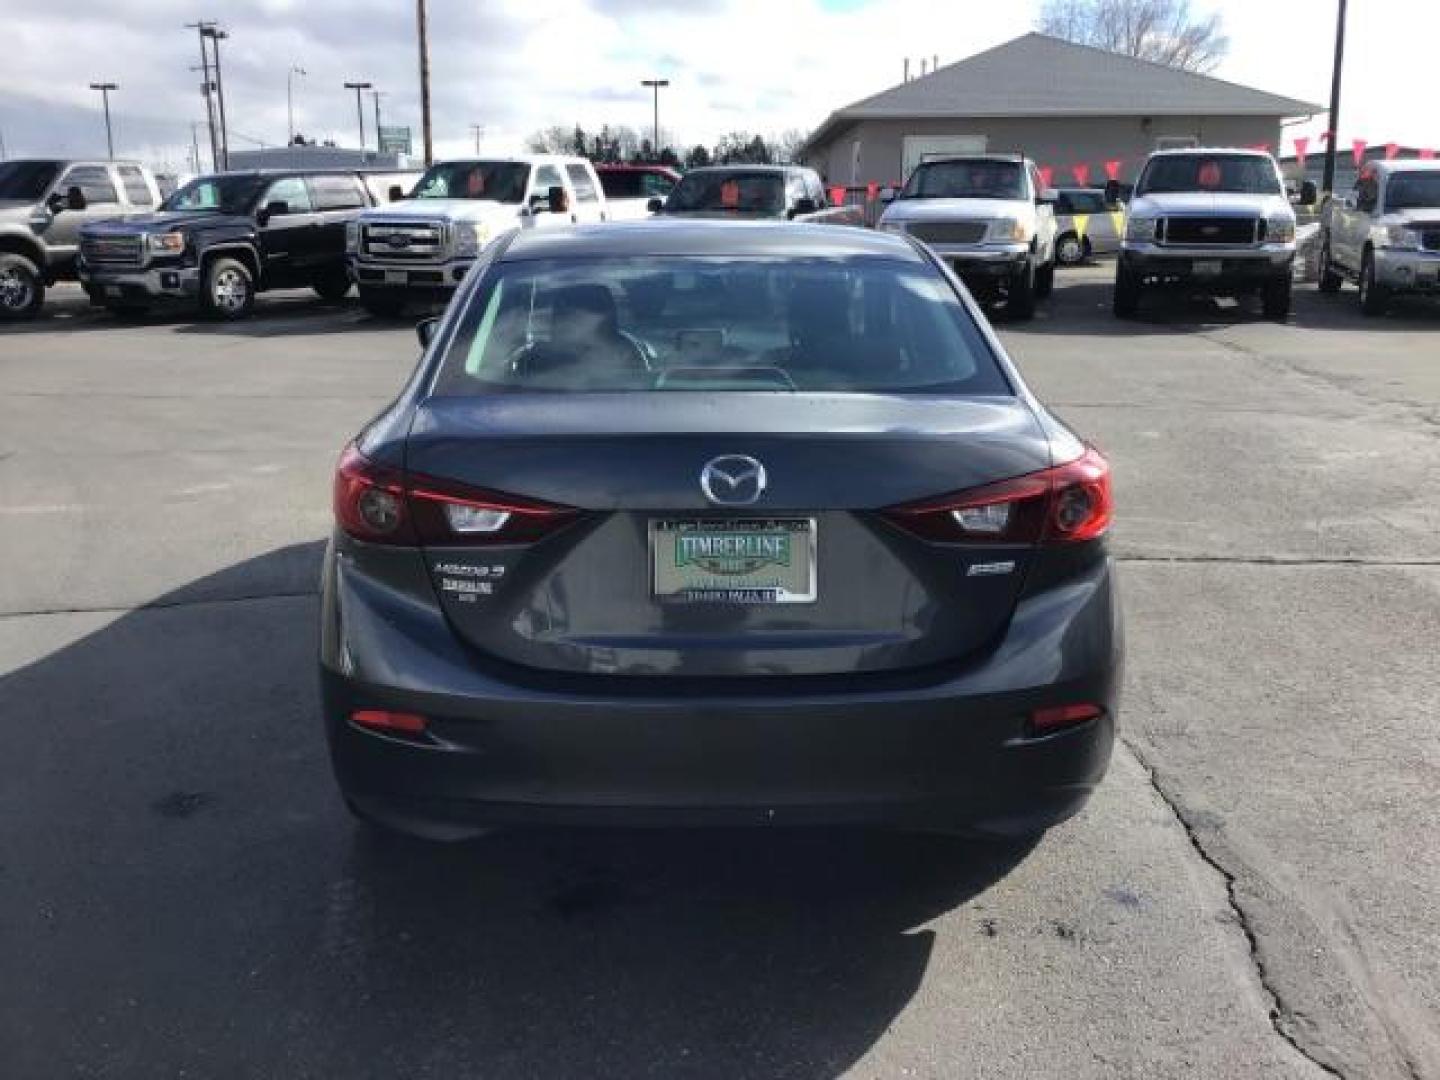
432,255 -> 1009,396
1136,154 -> 1282,195
161,175 -> 267,214
1385,171 -> 1440,211
0,161 -> 61,200
902,160 -> 1025,200
411,162 -> 530,202
665,172 -> 786,213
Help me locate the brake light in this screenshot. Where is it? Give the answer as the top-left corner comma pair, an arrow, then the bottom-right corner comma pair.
1030,703 -> 1102,734
882,446 -> 1112,545
334,443 -> 579,546
352,709 -> 428,735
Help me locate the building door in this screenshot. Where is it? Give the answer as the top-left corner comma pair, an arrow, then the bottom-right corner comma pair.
901,136 -> 986,184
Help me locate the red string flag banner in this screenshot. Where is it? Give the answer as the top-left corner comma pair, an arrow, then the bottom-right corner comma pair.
1384,142 -> 1399,160
1293,136 -> 1309,168
1038,165 -> 1054,188
1071,163 -> 1090,186
866,181 -> 879,201
1320,130 -> 1332,144
828,186 -> 845,207
1103,160 -> 1122,181
1352,139 -> 1367,167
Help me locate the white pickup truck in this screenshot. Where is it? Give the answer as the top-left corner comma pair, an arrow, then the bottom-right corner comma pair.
346,154 -> 606,316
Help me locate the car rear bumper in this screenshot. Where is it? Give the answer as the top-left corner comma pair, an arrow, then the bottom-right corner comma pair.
319,539 -> 1122,838
1374,248 -> 1440,291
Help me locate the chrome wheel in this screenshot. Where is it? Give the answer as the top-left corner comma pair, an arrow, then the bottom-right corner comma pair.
0,265 -> 35,311
1056,235 -> 1085,265
211,267 -> 249,313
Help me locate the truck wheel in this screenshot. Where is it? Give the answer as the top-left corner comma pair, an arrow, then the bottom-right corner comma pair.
1055,232 -> 1086,266
1034,258 -> 1055,299
1317,239 -> 1343,293
0,252 -> 45,321
1112,262 -> 1141,317
1358,252 -> 1388,317
201,256 -> 255,320
1262,272 -> 1292,321
313,268 -> 353,302
1007,262 -> 1036,320
359,286 -> 407,319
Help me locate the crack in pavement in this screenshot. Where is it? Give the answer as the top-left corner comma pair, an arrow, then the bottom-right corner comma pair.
1123,738 -> 1350,1080
1116,554 -> 1440,567
0,589 -> 317,620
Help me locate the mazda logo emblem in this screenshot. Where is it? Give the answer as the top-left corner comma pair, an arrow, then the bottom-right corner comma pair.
700,455 -> 767,506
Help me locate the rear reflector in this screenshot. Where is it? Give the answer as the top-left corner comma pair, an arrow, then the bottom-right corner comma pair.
1030,703 -> 1102,734
351,709 -> 428,735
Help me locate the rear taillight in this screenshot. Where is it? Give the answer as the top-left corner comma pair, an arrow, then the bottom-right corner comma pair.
334,443 -> 579,547
882,446 -> 1112,545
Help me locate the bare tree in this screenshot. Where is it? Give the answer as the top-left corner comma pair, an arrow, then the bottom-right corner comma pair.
772,128 -> 811,165
1038,0 -> 1229,72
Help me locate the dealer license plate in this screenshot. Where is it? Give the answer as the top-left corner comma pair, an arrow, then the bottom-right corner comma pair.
1192,259 -> 1222,277
650,518 -> 816,604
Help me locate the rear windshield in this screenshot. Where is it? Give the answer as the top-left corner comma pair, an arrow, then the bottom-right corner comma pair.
1137,154 -> 1281,195
432,256 -> 1008,396
1386,171 -> 1440,211
666,172 -> 786,213
161,174 -> 266,214
0,161 -> 61,200
902,160 -> 1025,200
411,161 -> 529,202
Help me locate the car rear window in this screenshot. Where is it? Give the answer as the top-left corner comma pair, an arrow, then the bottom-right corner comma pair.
666,172 -> 786,213
431,255 -> 1010,397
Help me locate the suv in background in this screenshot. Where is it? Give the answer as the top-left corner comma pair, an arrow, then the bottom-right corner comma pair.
1320,159 -> 1440,315
347,155 -> 607,317
1115,148 -> 1296,320
596,164 -> 680,220
77,169 -> 403,319
0,158 -> 162,319
653,165 -> 857,223
876,154 -> 1057,320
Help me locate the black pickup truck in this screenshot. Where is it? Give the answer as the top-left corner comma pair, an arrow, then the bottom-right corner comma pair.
77,169 -> 412,319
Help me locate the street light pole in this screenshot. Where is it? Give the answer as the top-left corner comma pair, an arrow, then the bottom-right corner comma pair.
344,81 -> 373,151
1320,0 -> 1347,196
370,90 -> 386,151
203,27 -> 231,170
416,0 -> 433,165
470,124 -> 484,155
287,65 -> 307,144
88,82 -> 118,160
186,21 -> 220,172
640,78 -> 669,157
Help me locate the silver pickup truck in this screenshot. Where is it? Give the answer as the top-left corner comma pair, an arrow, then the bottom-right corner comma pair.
1114,148 -> 1296,321
1319,159 -> 1440,316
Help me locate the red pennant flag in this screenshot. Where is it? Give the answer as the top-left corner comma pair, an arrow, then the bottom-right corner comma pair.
1351,139 -> 1367,166
1319,130 -> 1332,144
828,186 -> 845,207
1038,165 -> 1054,189
1293,136 -> 1309,168
1384,142 -> 1400,160
865,181 -> 879,201
1071,163 -> 1090,186
1103,159 -> 1122,181
1421,149 -> 1437,160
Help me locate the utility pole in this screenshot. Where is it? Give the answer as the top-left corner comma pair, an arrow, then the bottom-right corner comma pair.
190,122 -> 203,174
641,78 -> 669,157
344,81 -> 372,151
470,124 -> 484,155
89,82 -> 118,160
416,0 -> 433,165
1321,0 -> 1347,195
207,27 -> 230,169
187,21 -> 221,171
370,90 -> 386,150
287,65 -> 307,144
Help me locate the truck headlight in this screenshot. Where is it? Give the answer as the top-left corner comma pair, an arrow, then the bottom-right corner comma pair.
1124,216 -> 1157,242
1265,216 -> 1296,244
345,221 -> 359,253
453,221 -> 489,257
989,218 -> 1031,242
1383,223 -> 1420,250
147,232 -> 185,255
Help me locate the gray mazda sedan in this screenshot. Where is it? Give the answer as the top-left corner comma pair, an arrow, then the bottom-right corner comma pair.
321,220 -> 1121,840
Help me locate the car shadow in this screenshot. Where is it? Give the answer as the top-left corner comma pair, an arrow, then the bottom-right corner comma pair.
0,542 -> 1037,1079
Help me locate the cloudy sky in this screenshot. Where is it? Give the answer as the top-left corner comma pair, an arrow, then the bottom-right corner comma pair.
0,0 -> 1430,173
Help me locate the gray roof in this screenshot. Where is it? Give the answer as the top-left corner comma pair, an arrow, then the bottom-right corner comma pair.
807,33 -> 1321,151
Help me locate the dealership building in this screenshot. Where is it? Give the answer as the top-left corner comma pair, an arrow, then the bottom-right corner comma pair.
801,33 -> 1320,188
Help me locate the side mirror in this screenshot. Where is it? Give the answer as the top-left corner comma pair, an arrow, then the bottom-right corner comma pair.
1299,180 -> 1317,207
646,196 -> 664,213
415,316 -> 439,348
1103,179 -> 1122,206
879,187 -> 896,204
547,185 -> 569,214
66,185 -> 88,211
793,196 -> 818,216
257,200 -> 289,226
388,184 -> 404,202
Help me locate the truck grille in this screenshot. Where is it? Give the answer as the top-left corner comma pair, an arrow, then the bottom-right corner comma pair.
362,221 -> 447,261
81,235 -> 143,267
906,221 -> 988,245
1160,217 -> 1259,245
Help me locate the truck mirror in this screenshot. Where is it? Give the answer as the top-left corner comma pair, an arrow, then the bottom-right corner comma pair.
257,200 -> 289,226
64,186 -> 88,212
793,197 -> 818,216
1103,179 -> 1121,206
388,184 -> 404,202
1299,180 -> 1317,207
646,197 -> 664,213
547,185 -> 569,214
415,316 -> 439,348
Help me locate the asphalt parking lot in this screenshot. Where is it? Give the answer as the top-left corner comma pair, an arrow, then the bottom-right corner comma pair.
2,269 -> 1438,1079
